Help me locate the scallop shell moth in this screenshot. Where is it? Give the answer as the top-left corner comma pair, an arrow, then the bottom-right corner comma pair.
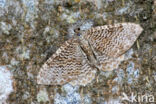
37,23 -> 143,86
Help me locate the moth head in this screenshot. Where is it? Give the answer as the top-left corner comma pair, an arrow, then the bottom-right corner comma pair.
74,27 -> 86,37
74,27 -> 81,36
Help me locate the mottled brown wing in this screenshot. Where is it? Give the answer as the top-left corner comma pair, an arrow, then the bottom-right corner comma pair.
37,38 -> 96,85
82,23 -> 143,71
83,23 -> 143,58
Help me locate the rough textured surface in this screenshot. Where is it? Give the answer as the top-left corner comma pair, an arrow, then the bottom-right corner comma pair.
0,0 -> 155,103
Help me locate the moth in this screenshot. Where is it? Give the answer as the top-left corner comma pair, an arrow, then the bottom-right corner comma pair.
37,23 -> 143,86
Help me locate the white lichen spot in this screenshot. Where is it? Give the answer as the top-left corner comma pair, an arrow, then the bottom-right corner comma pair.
96,0 -> 102,9
61,11 -> 80,24
22,91 -> 30,100
115,3 -> 130,15
124,48 -> 134,60
52,29 -> 59,39
0,0 -> 23,17
0,66 -> 14,103
54,84 -> 81,104
126,61 -> 140,84
44,0 -> 55,4
20,49 -> 30,59
82,94 -> 92,104
0,22 -> 12,35
80,21 -> 93,31
102,12 -> 109,20
54,93 -> 67,104
12,18 -> 17,26
37,88 -> 49,103
22,0 -> 38,22
62,84 -> 79,95
43,26 -> 60,43
0,0 -> 5,8
11,58 -> 19,66
66,15 -> 76,24
112,86 -> 119,94
15,46 -> 30,60
2,52 -> 9,63
43,26 -> 50,35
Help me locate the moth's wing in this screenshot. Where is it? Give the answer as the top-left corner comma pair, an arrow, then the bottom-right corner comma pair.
69,69 -> 96,86
37,38 -> 96,85
99,55 -> 125,71
83,23 -> 143,71
83,23 -> 143,58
